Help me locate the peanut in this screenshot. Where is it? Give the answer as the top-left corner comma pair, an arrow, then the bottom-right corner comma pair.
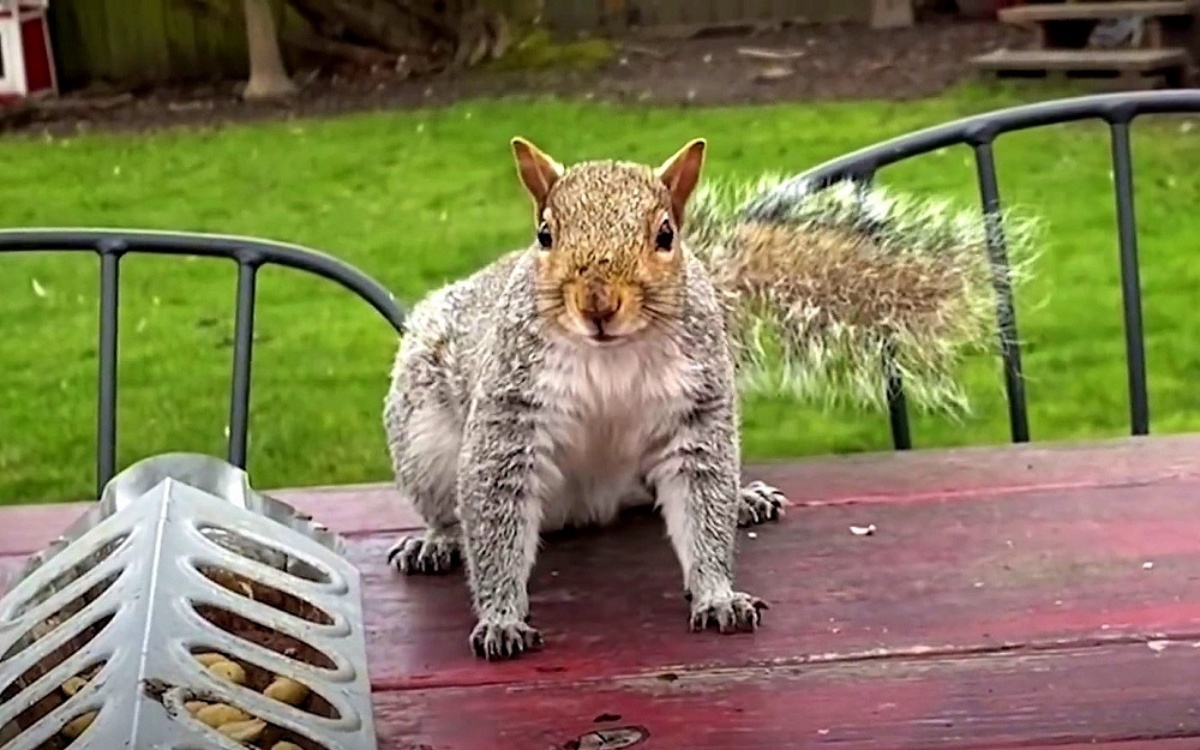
264,677 -> 309,706
207,568 -> 256,599
207,659 -> 247,685
184,700 -> 208,715
217,717 -> 267,743
193,652 -> 226,668
194,702 -> 250,728
60,676 -> 89,697
61,710 -> 97,739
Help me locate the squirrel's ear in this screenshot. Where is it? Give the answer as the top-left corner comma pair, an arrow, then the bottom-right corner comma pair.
656,138 -> 707,224
511,137 -> 563,215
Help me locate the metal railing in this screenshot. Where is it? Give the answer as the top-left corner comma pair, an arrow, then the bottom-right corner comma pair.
0,230 -> 406,497
791,89 -> 1200,451
5,90 -> 1200,493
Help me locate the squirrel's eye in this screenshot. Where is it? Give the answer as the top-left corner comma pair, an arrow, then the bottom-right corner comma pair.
655,220 -> 674,252
536,221 -> 552,249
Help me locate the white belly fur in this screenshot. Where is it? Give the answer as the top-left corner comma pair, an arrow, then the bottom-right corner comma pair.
533,331 -> 692,532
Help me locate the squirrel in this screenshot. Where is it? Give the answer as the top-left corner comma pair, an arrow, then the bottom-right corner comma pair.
382,137 -> 1038,660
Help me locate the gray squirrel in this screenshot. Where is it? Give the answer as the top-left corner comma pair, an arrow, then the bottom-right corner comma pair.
383,137 -> 1038,660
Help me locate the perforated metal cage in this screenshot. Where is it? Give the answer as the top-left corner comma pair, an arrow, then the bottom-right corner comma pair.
0,453 -> 377,750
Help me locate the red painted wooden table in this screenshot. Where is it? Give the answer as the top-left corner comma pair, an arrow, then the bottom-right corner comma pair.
4,435 -> 1200,749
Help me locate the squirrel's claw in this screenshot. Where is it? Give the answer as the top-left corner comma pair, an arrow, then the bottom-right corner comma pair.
470,618 -> 544,660
737,480 -> 789,528
386,532 -> 462,575
689,591 -> 769,634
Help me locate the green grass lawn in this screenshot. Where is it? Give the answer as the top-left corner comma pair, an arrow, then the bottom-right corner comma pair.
3,84 -> 1200,505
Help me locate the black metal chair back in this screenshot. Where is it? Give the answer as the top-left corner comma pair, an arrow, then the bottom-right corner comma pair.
791,90 -> 1200,450
0,230 -> 406,497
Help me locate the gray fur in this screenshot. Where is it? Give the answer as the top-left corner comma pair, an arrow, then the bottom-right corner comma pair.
383,246 -> 779,659
383,143 -> 790,660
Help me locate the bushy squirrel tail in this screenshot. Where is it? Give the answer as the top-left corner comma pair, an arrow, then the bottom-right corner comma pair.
685,174 -> 1042,416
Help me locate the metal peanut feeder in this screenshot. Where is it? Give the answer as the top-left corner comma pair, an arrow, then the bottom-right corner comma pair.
0,453 -> 378,749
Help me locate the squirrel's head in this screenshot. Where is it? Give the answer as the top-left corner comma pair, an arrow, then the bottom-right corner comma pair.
510,137 -> 707,345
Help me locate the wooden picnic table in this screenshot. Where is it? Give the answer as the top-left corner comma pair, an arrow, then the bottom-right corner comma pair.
4,434 -> 1200,748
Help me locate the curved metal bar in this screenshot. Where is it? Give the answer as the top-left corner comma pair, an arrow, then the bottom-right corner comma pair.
850,173 -> 912,452
791,90 -> 1200,190
972,141 -> 1029,445
790,90 -> 1200,449
0,229 -> 406,496
0,229 -> 406,331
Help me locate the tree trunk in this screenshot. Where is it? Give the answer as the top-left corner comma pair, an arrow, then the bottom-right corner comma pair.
242,0 -> 298,101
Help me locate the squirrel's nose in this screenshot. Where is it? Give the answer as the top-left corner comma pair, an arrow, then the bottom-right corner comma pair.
582,285 -> 621,331
587,300 -> 620,329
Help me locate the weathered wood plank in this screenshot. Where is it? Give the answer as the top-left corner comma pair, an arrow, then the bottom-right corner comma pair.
741,0 -> 774,22
105,0 -> 150,83
351,479 -> 1200,689
999,0 -> 1196,24
139,0 -> 173,76
7,474 -> 1200,690
271,431 -> 1200,507
162,0 -> 205,81
366,642 -> 1200,749
5,437 -> 1200,747
971,47 -> 1190,72
4,433 -> 1199,556
45,0 -> 253,86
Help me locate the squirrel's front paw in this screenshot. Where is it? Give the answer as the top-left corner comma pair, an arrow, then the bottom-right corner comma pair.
386,530 -> 462,575
738,480 -> 788,527
469,617 -> 543,660
689,591 -> 768,634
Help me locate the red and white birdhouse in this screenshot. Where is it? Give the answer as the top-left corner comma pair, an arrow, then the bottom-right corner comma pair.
0,0 -> 56,102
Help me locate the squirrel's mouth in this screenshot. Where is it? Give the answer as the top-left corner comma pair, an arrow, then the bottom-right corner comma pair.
559,303 -> 645,344
579,321 -> 629,345
576,312 -> 624,343
577,313 -> 654,344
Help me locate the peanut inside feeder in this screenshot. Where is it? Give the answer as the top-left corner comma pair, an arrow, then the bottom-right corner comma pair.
183,645 -> 331,749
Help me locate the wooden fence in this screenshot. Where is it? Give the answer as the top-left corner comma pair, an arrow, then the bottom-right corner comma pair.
46,0 -> 546,89
45,0 -> 873,89
543,0 -> 873,35
47,0 -> 292,89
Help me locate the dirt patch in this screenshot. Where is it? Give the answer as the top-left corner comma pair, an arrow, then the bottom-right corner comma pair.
0,18 -> 1026,137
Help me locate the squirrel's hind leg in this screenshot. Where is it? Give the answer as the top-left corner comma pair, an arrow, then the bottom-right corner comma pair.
384,356 -> 465,576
